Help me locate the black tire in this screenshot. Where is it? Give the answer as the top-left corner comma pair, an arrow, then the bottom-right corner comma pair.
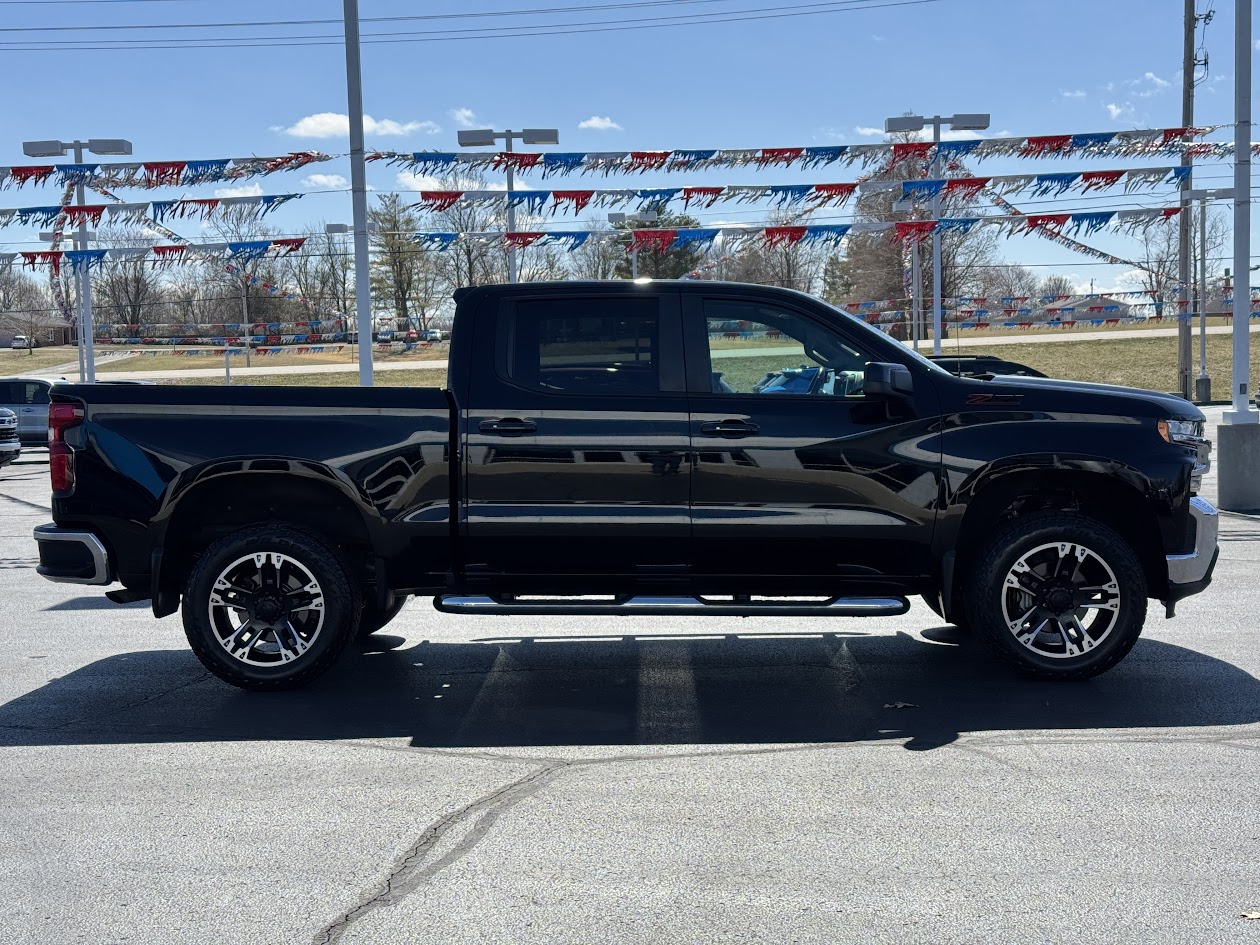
965,511 -> 1147,680
355,595 -> 408,640
182,525 -> 361,690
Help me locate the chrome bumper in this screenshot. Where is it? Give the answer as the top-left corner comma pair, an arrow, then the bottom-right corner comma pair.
1166,496 -> 1218,588
33,524 -> 111,585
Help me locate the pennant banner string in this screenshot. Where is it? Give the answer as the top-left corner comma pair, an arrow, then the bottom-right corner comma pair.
0,152 -> 331,191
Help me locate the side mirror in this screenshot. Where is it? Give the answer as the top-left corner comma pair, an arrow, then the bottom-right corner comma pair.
864,362 -> 914,398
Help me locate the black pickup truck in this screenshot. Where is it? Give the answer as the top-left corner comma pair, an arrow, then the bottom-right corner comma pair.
33,281 -> 1217,690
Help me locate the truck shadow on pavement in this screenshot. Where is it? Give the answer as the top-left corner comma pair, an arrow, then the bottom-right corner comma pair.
2,627 -> 1258,751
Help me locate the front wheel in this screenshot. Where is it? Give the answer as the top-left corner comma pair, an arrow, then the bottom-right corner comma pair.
965,512 -> 1147,680
182,525 -> 362,690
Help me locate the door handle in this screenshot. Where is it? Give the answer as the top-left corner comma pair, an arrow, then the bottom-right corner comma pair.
479,417 -> 537,436
699,420 -> 759,438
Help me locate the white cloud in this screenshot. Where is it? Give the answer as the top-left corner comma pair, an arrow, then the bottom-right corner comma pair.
1060,89 -> 1087,99
449,107 -> 478,128
854,125 -> 884,137
278,112 -> 441,138
1143,71 -> 1171,89
871,33 -> 885,42
578,115 -> 622,131
302,173 -> 348,190
215,183 -> 264,198
1106,102 -> 1135,121
397,172 -> 444,192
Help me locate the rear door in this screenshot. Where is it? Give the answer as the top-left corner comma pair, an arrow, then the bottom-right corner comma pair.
461,288 -> 691,582
684,292 -> 942,586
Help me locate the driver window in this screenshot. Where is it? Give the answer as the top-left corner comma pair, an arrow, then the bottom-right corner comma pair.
703,299 -> 870,397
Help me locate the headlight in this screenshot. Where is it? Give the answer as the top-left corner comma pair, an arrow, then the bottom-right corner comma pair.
1158,419 -> 1205,442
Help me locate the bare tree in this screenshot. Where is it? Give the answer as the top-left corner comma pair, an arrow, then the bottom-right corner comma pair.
724,211 -> 830,293
973,263 -> 1042,300
1038,274 -> 1076,298
283,226 -> 354,318
0,269 -> 61,351
566,218 -> 622,280
94,223 -> 173,325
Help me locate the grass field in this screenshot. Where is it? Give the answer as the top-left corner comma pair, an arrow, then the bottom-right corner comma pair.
98,345 -> 447,374
162,368 -> 449,388
0,347 -> 82,373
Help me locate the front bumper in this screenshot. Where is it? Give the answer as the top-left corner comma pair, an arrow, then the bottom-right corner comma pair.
0,440 -> 19,464
33,524 -> 112,585
1165,496 -> 1219,608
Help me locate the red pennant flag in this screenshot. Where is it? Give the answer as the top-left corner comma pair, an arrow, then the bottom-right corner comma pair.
143,161 -> 187,186
626,151 -> 670,172
975,322 -> 990,330
682,186 -> 725,209
891,142 -> 933,164
64,205 -> 107,225
630,229 -> 677,253
1021,135 -> 1071,156
1160,127 -> 1191,145
763,226 -> 807,247
152,245 -> 188,266
10,166 -> 55,187
946,177 -> 990,197
810,183 -> 858,204
552,190 -> 595,212
893,221 -> 937,244
21,250 -> 63,275
756,147 -> 804,167
493,152 -> 543,172
417,191 -> 463,211
1161,207 -> 1182,219
1080,170 -> 1125,191
1024,213 -> 1071,233
271,237 -> 306,255
504,232 -> 543,248
177,199 -> 220,219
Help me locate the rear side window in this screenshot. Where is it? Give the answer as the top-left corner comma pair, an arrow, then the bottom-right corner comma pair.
21,382 -> 50,405
508,297 -> 660,395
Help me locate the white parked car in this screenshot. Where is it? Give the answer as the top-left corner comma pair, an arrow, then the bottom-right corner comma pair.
0,408 -> 20,468
10,335 -> 30,350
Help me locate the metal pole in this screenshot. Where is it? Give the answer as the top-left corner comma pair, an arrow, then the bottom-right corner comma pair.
240,277 -> 252,368
343,0 -> 374,386
72,141 -> 87,383
631,246 -> 638,279
505,132 -> 518,284
224,346 -> 231,385
1177,0 -> 1196,400
1198,198 -> 1209,388
911,240 -> 921,352
1226,0 -> 1254,421
930,117 -> 944,356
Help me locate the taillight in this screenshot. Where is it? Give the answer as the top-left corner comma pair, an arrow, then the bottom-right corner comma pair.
48,401 -> 84,494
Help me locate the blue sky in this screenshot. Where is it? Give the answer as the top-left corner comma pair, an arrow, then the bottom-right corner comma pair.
1,0 -> 1256,295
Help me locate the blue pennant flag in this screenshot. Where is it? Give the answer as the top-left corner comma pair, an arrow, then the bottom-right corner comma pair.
538,232 -> 591,249
902,180 -> 946,201
670,149 -> 717,169
1070,132 -> 1116,150
770,185 -> 813,206
259,194 -> 300,214
937,218 -> 980,235
1066,211 -> 1116,236
802,224 -> 851,245
507,191 -> 550,212
56,164 -> 99,186
149,200 -> 178,223
406,152 -> 458,175
673,228 -> 720,252
636,188 -> 681,211
65,249 -> 109,273
413,232 -> 460,249
227,240 -> 273,261
15,206 -> 64,227
183,159 -> 232,184
800,146 -> 847,168
541,153 -> 588,176
936,140 -> 981,160
1032,173 -> 1080,197
1167,166 -> 1192,185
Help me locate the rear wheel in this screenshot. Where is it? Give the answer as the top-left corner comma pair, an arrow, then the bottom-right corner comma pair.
182,525 -> 361,690
965,512 -> 1147,680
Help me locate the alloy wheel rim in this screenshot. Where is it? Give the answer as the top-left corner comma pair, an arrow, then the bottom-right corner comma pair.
207,552 -> 325,667
999,541 -> 1120,660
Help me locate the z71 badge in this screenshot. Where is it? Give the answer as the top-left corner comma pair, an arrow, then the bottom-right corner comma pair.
965,392 -> 1024,405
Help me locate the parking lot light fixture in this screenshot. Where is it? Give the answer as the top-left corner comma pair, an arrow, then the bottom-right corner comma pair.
459,128 -> 560,283
22,137 -> 133,382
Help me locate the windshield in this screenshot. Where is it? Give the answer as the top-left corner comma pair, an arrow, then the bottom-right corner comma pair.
822,302 -> 953,378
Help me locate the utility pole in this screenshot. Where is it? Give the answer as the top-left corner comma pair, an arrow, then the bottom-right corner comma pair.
1176,0 -> 1197,400
342,0 -> 374,387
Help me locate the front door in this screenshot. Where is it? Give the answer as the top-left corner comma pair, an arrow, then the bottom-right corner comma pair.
462,289 -> 691,583
684,293 -> 942,586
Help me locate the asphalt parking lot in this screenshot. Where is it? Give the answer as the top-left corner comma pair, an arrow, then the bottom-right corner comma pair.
2,436 -> 1259,945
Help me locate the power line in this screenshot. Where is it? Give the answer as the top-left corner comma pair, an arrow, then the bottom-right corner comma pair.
0,0 -> 943,49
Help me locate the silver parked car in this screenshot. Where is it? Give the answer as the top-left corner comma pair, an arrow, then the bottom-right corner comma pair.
0,377 -> 71,446
0,408 -> 20,467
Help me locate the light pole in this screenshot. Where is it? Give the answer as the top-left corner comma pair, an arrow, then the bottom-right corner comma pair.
1185,187 -> 1234,404
23,137 -> 131,384
457,127 -> 559,284
341,0 -> 375,386
609,211 -> 659,278
884,113 -> 990,355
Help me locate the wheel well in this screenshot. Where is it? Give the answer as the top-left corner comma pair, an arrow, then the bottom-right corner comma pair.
159,473 -> 374,592
951,470 -> 1166,613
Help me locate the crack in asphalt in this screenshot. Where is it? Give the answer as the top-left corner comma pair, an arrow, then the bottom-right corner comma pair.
311,762 -> 566,945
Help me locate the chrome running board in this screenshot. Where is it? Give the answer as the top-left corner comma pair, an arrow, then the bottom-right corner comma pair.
433,594 -> 909,618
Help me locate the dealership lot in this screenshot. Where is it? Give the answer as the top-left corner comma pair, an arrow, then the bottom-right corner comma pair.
2,448 -> 1258,945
